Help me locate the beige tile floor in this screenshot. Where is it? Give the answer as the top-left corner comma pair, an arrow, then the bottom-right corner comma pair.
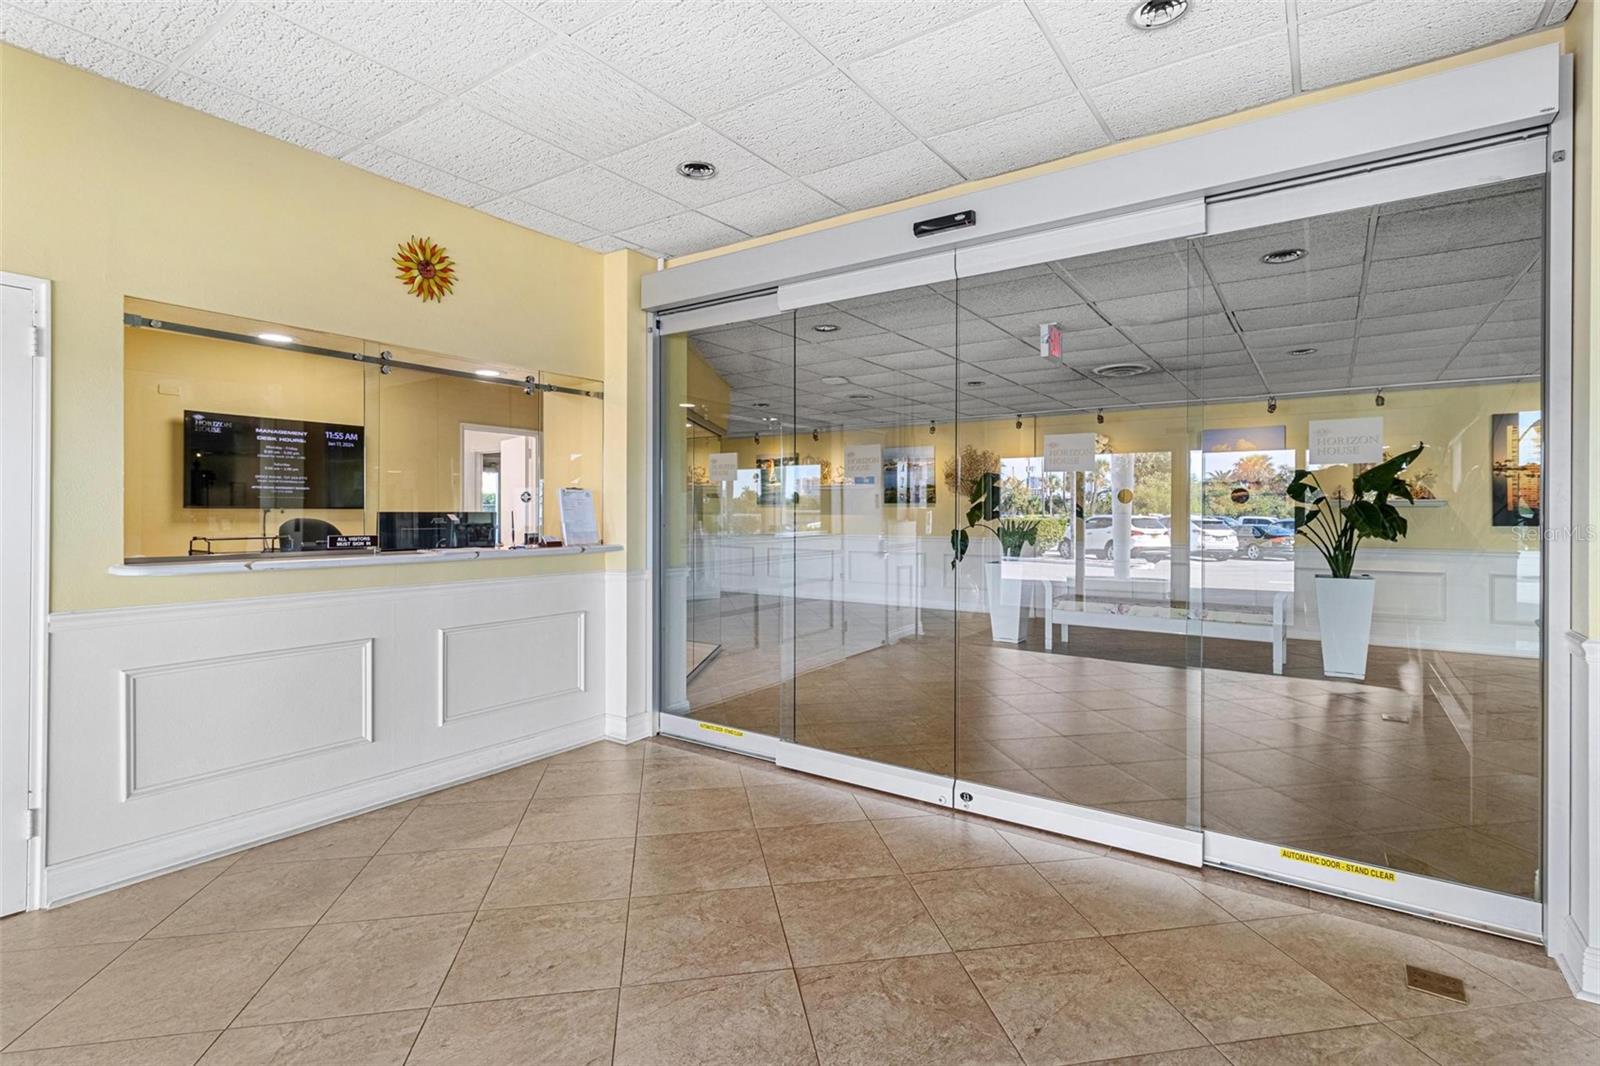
2,738 -> 1593,1065
688,599 -> 1543,898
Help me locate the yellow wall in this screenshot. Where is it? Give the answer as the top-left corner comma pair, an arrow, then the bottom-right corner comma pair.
601,250 -> 654,571
0,45 -> 607,610
701,381 -> 1541,555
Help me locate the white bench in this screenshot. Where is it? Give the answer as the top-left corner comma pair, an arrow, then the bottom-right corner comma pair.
1043,589 -> 1290,674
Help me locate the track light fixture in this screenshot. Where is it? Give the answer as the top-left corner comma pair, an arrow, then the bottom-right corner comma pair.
929,420 -> 936,434
1015,415 -> 1023,430
812,428 -> 819,442
1096,409 -> 1104,424
753,432 -> 760,444
1267,396 -> 1277,414
1375,388 -> 1386,408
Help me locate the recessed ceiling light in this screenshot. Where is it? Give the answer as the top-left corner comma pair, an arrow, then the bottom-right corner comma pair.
820,376 -> 849,385
474,369 -> 502,377
1093,362 -> 1153,378
812,323 -> 839,333
1261,248 -> 1306,265
965,380 -> 986,387
256,332 -> 295,344
678,401 -> 696,408
847,393 -> 871,400
1129,0 -> 1189,30
1287,347 -> 1319,357
753,402 -> 770,408
676,160 -> 717,180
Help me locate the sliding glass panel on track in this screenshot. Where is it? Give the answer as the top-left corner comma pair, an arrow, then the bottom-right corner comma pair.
949,243 -> 1203,845
1189,172 -> 1546,930
658,313 -> 796,744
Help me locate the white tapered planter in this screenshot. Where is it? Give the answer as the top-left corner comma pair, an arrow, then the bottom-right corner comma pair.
985,559 -> 1026,643
1315,574 -> 1375,679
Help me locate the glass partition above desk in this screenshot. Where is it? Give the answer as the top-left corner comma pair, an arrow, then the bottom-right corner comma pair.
121,299 -> 602,566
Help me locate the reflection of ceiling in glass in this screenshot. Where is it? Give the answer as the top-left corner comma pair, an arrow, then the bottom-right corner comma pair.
688,178 -> 1544,433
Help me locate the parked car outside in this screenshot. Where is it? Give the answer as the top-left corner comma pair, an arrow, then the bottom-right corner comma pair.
1239,519 -> 1295,560
1058,514 -> 1171,561
1190,517 -> 1240,560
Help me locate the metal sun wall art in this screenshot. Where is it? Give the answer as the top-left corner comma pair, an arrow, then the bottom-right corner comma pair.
394,236 -> 456,302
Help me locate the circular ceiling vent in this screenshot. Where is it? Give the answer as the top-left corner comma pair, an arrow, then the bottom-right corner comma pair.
820,376 -> 849,385
1261,248 -> 1306,265
811,323 -> 839,333
752,401 -> 770,408
676,160 -> 717,180
1287,347 -> 1319,357
1093,362 -> 1153,378
1129,0 -> 1189,30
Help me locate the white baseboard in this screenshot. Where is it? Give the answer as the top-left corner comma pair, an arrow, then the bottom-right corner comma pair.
606,712 -> 653,744
42,716 -> 602,906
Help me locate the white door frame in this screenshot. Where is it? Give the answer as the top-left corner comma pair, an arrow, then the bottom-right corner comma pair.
458,422 -> 542,545
1,272 -> 51,914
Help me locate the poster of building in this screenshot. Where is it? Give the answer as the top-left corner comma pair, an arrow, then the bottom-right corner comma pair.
1490,411 -> 1541,526
755,453 -> 797,506
883,445 -> 935,505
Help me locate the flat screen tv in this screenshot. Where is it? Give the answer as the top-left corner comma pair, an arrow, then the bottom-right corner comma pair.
184,410 -> 364,509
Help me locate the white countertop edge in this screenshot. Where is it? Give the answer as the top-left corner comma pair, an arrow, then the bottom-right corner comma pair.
109,543 -> 622,576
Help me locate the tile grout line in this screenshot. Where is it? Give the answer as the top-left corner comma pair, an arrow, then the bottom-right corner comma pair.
743,771 -> 823,1064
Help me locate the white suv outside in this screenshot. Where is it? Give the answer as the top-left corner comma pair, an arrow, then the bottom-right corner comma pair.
1190,517 -> 1240,560
1074,514 -> 1172,560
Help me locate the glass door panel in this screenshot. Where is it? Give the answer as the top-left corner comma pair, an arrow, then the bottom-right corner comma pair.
951,247 -> 1201,833
658,314 -> 795,738
784,286 -> 958,778
1189,174 -> 1546,903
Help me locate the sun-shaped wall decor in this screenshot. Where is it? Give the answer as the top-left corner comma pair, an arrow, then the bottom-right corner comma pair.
393,236 -> 456,302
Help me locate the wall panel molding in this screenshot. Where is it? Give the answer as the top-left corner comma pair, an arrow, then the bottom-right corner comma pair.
120,638 -> 373,800
438,612 -> 586,724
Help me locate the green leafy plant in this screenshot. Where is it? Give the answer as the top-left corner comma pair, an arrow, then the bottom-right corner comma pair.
950,472 -> 1037,565
1286,442 -> 1424,578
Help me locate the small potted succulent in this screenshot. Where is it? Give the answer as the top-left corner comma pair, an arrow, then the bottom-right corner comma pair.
951,472 -> 1037,642
1287,443 -> 1424,679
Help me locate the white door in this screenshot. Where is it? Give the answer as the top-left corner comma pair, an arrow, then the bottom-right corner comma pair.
498,436 -> 533,546
0,275 -> 47,916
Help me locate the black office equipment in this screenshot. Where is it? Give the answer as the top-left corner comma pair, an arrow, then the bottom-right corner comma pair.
378,511 -> 497,551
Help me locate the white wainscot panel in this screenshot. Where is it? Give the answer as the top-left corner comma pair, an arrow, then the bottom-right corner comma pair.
123,640 -> 372,799
440,612 -> 584,723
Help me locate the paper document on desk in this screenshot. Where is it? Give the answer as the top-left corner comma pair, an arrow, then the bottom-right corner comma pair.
559,487 -> 599,545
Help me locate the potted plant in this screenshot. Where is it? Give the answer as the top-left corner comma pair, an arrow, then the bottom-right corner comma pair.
951,472 -> 1037,642
1287,443 -> 1424,679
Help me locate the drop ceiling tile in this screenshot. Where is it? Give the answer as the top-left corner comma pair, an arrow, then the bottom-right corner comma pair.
928,96 -> 1108,180
573,0 -> 826,115
602,124 -> 785,208
1253,337 -> 1354,361
1245,322 -> 1358,349
708,69 -> 912,174
1201,222 -> 1371,285
581,235 -> 630,253
1233,298 -> 1359,332
1485,299 -> 1543,324
810,334 -> 924,360
900,316 -> 1008,350
1088,32 -> 1293,140
17,0 -> 225,64
863,350 -> 953,372
1068,251 -> 1190,300
1366,241 -> 1538,292
802,140 -> 961,212
1363,278 -> 1512,318
1299,0 -> 1545,92
956,273 -> 1082,318
957,339 -> 1037,365
0,3 -> 170,87
699,322 -> 794,354
1096,290 -> 1190,326
518,164 -> 682,231
341,144 -> 497,206
156,72 -> 359,157
1373,191 -> 1543,259
512,0 -> 633,34
1362,306 -> 1489,335
843,291 -> 955,330
990,304 -> 1103,338
1218,265 -> 1364,310
1357,327 -> 1476,353
1004,367 -> 1080,387
794,311 -> 881,341
848,3 -> 1078,137
272,1 -> 552,95
982,355 -> 1059,377
479,195 -> 599,243
1035,0 -> 1287,87
772,0 -> 994,63
378,102 -> 582,193
467,38 -> 690,159
700,179 -> 843,236
181,5 -> 441,139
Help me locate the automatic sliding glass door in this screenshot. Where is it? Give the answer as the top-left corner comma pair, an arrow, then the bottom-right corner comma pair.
1188,171 -> 1546,935
657,313 -> 795,747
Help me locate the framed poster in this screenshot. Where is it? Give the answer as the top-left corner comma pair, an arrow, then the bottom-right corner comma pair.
883,445 -> 935,505
755,454 -> 797,505
1490,411 -> 1542,526
1201,425 -> 1286,453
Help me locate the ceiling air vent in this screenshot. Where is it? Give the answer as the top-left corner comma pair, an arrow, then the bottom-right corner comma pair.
1093,362 -> 1153,378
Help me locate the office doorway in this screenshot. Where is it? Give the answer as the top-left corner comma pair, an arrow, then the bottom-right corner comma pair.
461,424 -> 541,547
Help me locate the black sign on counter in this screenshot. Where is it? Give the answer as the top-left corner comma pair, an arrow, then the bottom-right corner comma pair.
325,534 -> 378,550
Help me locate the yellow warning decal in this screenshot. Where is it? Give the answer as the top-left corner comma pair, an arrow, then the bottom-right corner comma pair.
698,722 -> 745,738
1280,848 -> 1396,882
